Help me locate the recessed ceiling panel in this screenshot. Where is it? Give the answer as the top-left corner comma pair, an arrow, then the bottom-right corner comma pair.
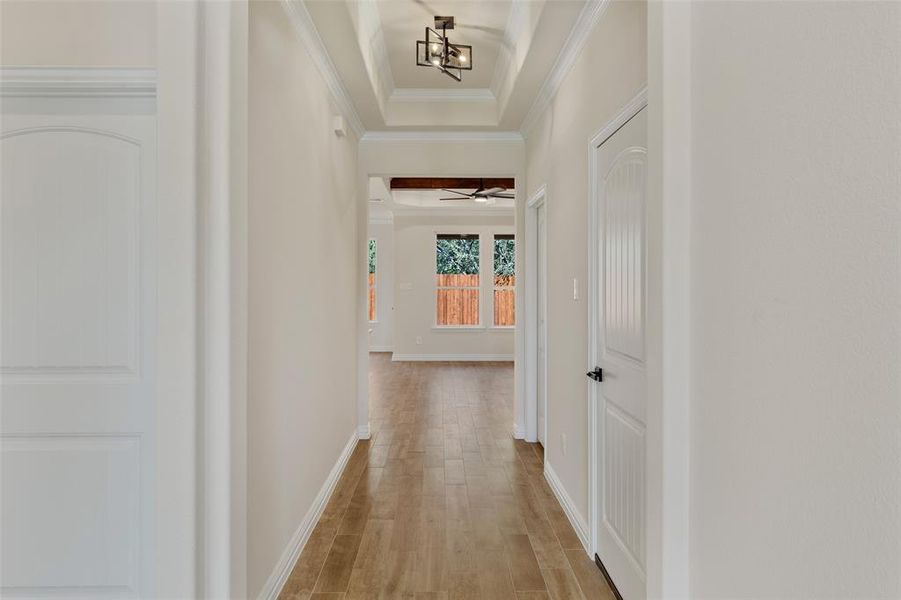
376,0 -> 512,89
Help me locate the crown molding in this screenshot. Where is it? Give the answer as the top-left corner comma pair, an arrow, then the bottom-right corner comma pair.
360,130 -> 523,143
281,0 -> 365,138
0,67 -> 156,98
389,88 -> 496,103
368,213 -> 394,225
391,206 -> 514,218
520,0 -> 612,137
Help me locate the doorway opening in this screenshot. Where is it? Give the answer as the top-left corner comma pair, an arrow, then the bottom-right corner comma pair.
360,175 -> 520,435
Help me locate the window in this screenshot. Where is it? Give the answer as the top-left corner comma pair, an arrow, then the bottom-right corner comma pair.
436,233 -> 480,326
494,234 -> 515,326
368,239 -> 377,321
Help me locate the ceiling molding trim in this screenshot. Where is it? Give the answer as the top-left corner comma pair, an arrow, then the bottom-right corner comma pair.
519,0 -> 612,137
0,67 -> 156,97
389,88 -> 496,103
392,207 -> 515,218
361,131 -> 523,143
281,0 -> 365,137
368,213 -> 394,225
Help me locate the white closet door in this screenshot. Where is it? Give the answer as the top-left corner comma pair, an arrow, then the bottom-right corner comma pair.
1,111 -> 157,598
591,106 -> 648,600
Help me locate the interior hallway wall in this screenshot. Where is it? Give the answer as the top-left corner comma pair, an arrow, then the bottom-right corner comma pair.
524,0 -> 647,525
247,1 -> 360,595
0,0 -> 155,66
687,2 -> 901,596
392,214 -> 515,359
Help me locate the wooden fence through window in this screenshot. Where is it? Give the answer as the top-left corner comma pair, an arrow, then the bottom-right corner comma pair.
436,274 -> 515,326
368,273 -> 376,321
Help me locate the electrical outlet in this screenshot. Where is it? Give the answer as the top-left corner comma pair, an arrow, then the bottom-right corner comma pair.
416,336 -> 422,345
561,433 -> 568,456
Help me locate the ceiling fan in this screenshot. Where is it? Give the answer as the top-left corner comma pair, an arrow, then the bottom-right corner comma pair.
439,179 -> 515,203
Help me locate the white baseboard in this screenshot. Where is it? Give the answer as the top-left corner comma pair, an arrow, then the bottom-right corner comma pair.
391,353 -> 514,362
257,431 -> 359,600
513,422 -> 526,439
368,346 -> 393,352
357,423 -> 371,440
544,462 -> 590,555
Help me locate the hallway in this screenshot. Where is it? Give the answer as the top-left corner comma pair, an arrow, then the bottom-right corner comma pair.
279,355 -> 613,599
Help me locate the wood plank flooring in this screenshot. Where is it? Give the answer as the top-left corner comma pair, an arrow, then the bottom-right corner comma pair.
279,354 -> 614,600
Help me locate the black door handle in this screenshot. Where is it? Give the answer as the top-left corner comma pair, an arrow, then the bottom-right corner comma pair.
586,367 -> 603,382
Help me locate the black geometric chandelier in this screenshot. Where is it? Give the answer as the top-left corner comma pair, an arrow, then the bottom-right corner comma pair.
415,16 -> 472,82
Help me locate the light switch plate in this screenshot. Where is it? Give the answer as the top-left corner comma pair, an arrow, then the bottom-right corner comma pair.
572,278 -> 579,301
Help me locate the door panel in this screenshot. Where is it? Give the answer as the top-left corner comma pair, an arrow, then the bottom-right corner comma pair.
593,106 -> 647,600
1,114 -> 156,598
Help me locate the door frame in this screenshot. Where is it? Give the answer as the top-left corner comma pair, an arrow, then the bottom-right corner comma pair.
645,3 -> 692,595
587,88 -> 648,568
157,1 -> 250,595
525,185 -> 548,446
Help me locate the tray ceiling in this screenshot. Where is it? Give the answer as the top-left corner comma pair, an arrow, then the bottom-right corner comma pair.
303,0 -> 588,131
377,0 -> 512,90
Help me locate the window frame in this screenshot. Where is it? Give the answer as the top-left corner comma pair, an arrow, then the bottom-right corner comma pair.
492,233 -> 516,328
432,227 -> 515,330
368,238 -> 377,323
434,232 -> 482,328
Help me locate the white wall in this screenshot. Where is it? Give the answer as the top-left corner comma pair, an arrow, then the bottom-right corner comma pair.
392,214 -> 515,359
0,1 -> 156,66
247,1 -> 360,596
368,220 -> 394,351
524,0 -> 647,524
687,2 -> 901,597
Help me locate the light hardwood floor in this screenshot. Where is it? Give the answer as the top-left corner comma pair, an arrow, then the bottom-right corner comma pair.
278,354 -> 614,600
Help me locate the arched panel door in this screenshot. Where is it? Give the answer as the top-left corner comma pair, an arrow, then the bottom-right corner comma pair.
1,119 -> 156,598
591,106 -> 648,600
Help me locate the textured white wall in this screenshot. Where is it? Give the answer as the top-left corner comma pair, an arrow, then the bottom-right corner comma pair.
392,214 -> 515,358
0,1 -> 156,66
524,0 -> 647,525
247,2 -> 360,595
688,2 -> 901,596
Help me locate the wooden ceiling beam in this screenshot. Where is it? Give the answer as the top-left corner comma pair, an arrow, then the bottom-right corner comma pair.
389,177 -> 515,190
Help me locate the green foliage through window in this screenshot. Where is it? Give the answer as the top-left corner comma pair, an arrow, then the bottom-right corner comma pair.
494,237 -> 515,277
368,239 -> 376,274
436,236 -> 480,275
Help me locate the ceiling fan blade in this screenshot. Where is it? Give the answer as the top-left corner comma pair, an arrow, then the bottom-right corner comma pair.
441,189 -> 473,197
483,187 -> 505,195
439,197 -> 470,201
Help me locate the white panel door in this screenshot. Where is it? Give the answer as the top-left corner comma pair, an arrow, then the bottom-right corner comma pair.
537,203 -> 548,445
591,106 -> 647,600
1,113 -> 156,598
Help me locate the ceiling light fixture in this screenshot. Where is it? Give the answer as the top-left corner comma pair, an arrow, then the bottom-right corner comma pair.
416,16 -> 472,82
